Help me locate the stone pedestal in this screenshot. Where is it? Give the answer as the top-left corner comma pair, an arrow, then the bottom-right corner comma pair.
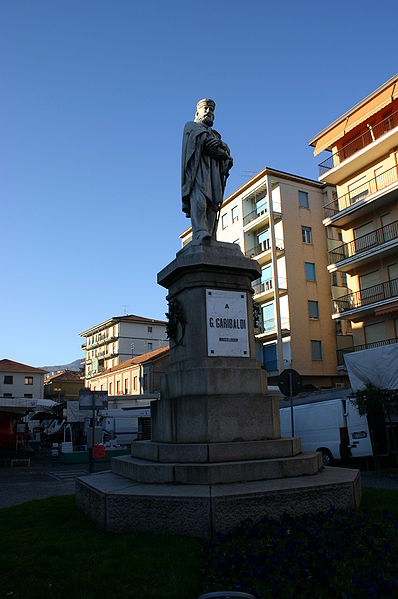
76,240 -> 361,537
153,240 -> 279,444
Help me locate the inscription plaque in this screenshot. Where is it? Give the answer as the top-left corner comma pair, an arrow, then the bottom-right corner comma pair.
206,289 -> 249,357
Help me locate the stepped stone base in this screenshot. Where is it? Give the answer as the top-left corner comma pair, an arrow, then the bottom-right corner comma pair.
111,452 -> 322,485
75,467 -> 361,538
131,438 -> 302,462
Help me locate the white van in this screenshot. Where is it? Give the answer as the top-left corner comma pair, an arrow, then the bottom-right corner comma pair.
280,398 -> 372,465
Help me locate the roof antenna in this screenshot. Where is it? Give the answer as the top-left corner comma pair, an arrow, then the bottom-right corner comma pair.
121,304 -> 128,315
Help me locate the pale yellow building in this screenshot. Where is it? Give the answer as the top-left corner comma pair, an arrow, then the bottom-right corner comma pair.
181,167 -> 342,387
309,74 -> 398,368
87,346 -> 169,397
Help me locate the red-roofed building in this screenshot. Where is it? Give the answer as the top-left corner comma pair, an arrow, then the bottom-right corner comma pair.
87,345 -> 169,397
0,359 -> 47,399
80,314 -> 168,384
44,370 -> 84,402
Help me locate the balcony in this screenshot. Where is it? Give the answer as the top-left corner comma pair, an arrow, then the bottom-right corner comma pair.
337,336 -> 398,367
86,365 -> 105,378
332,277 -> 398,319
319,109 -> 398,184
245,238 -> 284,261
323,164 -> 398,226
328,219 -> 398,272
256,317 -> 290,339
252,278 -> 273,298
252,277 -> 287,302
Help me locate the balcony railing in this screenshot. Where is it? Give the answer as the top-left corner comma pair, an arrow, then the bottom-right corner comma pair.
319,109 -> 398,176
245,238 -> 271,257
245,238 -> 284,259
252,279 -> 273,295
328,219 -> 398,264
258,316 -> 290,334
243,206 -> 268,227
333,277 -> 398,314
337,336 -> 398,366
324,164 -> 398,218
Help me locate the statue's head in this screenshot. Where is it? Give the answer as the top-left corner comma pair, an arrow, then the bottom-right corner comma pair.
195,98 -> 215,127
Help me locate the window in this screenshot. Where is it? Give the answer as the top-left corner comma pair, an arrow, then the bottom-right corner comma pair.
3,393 -> 12,398
305,262 -> 316,281
311,340 -> 323,360
143,374 -> 148,391
109,382 -> 113,395
299,191 -> 309,208
4,376 -> 13,385
262,303 -> 275,332
221,213 -> 228,229
261,265 -> 273,289
301,226 -> 312,244
257,229 -> 270,252
147,326 -> 152,333
364,321 -> 386,345
255,192 -> 267,215
231,206 -> 239,222
124,379 -> 129,394
133,376 -> 137,391
308,300 -> 319,319
24,394 -> 33,398
148,342 -> 153,351
263,343 -> 278,373
24,376 -> 33,385
116,380 -> 120,394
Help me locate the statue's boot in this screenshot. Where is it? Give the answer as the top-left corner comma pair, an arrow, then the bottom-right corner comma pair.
195,230 -> 212,242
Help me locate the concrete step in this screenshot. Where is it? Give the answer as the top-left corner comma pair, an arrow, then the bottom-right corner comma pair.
131,438 -> 302,463
111,452 -> 322,485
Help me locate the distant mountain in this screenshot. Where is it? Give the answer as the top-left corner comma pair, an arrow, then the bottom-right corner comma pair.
41,358 -> 82,374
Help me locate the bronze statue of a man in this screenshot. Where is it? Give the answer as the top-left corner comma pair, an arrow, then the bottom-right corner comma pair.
181,99 -> 233,242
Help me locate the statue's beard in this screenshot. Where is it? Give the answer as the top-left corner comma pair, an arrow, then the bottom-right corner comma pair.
198,115 -> 213,126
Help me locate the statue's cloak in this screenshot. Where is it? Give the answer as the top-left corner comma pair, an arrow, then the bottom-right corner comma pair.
181,121 -> 223,218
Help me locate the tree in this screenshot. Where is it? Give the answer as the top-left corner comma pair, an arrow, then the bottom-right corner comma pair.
352,383 -> 398,466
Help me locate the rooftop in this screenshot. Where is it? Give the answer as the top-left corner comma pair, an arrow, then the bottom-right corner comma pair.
80,314 -> 167,337
0,359 -> 47,374
44,370 -> 83,383
89,345 -> 170,377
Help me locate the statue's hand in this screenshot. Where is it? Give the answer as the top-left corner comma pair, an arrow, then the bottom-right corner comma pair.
221,142 -> 231,155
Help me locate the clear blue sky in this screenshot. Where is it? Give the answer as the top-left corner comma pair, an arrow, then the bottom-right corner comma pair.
1,0 -> 397,366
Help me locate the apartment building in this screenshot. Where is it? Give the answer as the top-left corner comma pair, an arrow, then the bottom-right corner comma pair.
309,74 -> 398,368
0,359 -> 46,398
181,167 -> 341,387
80,314 -> 168,382
87,346 -> 169,396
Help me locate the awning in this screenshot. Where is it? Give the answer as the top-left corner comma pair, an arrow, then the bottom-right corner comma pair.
375,301 -> 398,316
344,82 -> 396,135
314,118 -> 348,156
313,81 -> 397,156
